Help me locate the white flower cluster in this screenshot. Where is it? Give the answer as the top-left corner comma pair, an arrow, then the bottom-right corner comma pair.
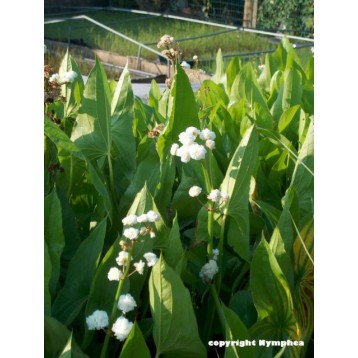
86,294 -> 137,341
107,267 -> 122,281
188,185 -> 202,197
207,189 -> 230,204
120,210 -> 160,242
109,251 -> 158,280
88,211 -> 161,344
199,260 -> 219,283
170,127 -> 216,163
49,70 -> 77,84
143,252 -> 158,267
134,259 -> 146,275
112,316 -> 133,341
122,210 -> 160,226
188,185 -> 230,206
199,248 -> 220,283
111,293 -> 137,340
213,248 -> 220,261
116,251 -> 129,267
86,310 -> 109,330
118,293 -> 137,314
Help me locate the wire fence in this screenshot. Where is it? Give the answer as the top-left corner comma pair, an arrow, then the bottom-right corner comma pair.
44,6 -> 313,77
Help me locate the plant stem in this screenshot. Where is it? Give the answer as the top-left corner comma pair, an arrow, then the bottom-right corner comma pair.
107,153 -> 117,204
209,283 -> 226,334
201,161 -> 211,193
201,160 -> 214,259
66,155 -> 73,198
203,296 -> 216,343
207,202 -> 214,259
215,208 -> 227,290
100,251 -> 132,358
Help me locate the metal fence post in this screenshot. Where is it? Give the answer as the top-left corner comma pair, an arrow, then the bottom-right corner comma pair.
136,45 -> 142,70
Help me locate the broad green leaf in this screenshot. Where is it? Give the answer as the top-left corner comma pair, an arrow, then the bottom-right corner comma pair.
133,98 -> 153,141
228,99 -> 246,139
44,116 -> 84,160
59,333 -> 72,358
111,65 -> 136,182
256,127 -> 301,177
45,116 -> 113,218
154,150 -> 176,217
226,57 -> 241,94
231,62 -> 268,110
213,103 -> 242,158
277,105 -> 301,135
267,149 -> 290,195
109,79 -> 116,96
119,321 -> 151,358
56,188 -> 82,278
271,68 -> 302,122
44,188 -> 65,296
229,291 -> 257,329
45,316 -> 88,358
171,170 -> 205,223
257,54 -> 272,93
292,217 -> 314,348
163,214 -> 184,273
202,110 -> 228,172
269,224 -> 294,291
282,68 -> 302,112
86,161 -> 113,219
301,82 -> 314,115
253,200 -> 281,229
59,50 -> 84,117
222,304 -> 255,358
118,142 -> 160,218
250,239 -> 300,343
52,219 -> 107,325
148,79 -> 162,110
157,64 -> 200,158
220,125 -> 259,261
158,87 -> 172,120
71,58 -> 112,161
270,37 -> 303,72
196,80 -> 229,109
305,56 -> 314,83
44,241 -> 52,315
269,70 -> 284,99
253,101 -> 275,131
149,254 -> 206,358
290,120 -> 314,215
213,48 -> 226,85
269,189 -> 298,288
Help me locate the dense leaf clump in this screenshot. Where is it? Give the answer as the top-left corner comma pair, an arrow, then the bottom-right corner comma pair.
44,38 -> 313,357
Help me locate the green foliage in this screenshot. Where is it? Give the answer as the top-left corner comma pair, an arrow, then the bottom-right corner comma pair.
119,322 -> 151,358
149,254 -> 206,357
52,219 -> 107,326
44,188 -> 65,298
257,0 -> 314,37
220,125 -> 259,261
44,40 -> 313,357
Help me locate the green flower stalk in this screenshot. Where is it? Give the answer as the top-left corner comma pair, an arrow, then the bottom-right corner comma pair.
84,210 -> 161,358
